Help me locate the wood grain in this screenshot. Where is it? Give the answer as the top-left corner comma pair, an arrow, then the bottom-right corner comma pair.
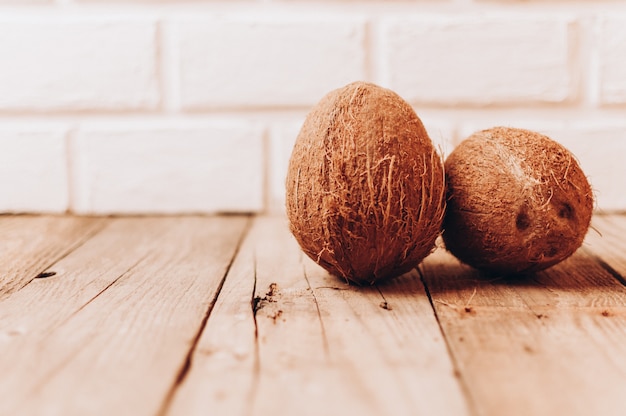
169,217 -> 470,416
249,217 -> 346,416
1,214 -> 626,415
0,216 -> 249,416
420,245 -> 626,416
0,215 -> 105,298
166,217 -> 258,416
303,256 -> 472,416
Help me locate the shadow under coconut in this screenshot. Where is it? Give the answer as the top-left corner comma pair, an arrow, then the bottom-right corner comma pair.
526,249 -> 626,292
410,247 -> 626,312
313,247 -> 625,312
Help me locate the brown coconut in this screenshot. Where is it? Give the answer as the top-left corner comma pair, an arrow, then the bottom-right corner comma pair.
285,81 -> 445,285
443,127 -> 593,274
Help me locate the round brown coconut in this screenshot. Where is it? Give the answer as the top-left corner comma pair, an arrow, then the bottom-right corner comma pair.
443,127 -> 594,274
285,81 -> 445,285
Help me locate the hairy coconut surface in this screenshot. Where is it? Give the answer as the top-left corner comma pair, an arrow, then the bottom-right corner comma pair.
285,81 -> 445,285
443,127 -> 594,274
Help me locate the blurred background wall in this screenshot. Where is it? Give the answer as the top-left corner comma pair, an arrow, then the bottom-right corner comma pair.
0,0 -> 624,214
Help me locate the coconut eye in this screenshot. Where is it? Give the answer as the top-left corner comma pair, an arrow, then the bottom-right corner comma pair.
515,210 -> 531,231
558,203 -> 574,220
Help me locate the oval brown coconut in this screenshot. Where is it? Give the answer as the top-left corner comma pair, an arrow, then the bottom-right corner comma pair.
285,81 -> 445,285
443,127 -> 593,275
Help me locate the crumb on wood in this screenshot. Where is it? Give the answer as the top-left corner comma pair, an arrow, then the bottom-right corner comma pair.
35,271 -> 57,279
271,309 -> 283,323
379,301 -> 393,311
601,310 -> 612,317
537,314 -> 545,319
253,283 -> 281,313
462,305 -> 477,317
435,299 -> 476,315
266,282 -> 279,298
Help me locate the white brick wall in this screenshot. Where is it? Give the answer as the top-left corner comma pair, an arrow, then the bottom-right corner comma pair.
0,19 -> 159,111
178,17 -> 367,109
382,15 -> 575,105
71,122 -> 265,214
0,126 -> 68,213
598,15 -> 626,105
0,2 -> 625,214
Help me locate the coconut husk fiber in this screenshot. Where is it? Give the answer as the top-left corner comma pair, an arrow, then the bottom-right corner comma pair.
443,127 -> 593,275
285,81 -> 445,285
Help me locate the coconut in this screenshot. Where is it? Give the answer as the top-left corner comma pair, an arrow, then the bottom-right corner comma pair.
443,127 -> 593,274
285,81 -> 445,285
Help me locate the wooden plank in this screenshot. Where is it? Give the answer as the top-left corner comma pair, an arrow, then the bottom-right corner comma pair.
257,218 -> 470,415
169,216 -> 470,416
166,218 -> 258,416
235,217 -> 351,416
0,218 -> 181,348
0,216 -> 249,416
585,215 -> 626,279
170,216 -> 361,416
0,215 -> 105,298
303,254 -> 472,416
421,245 -> 626,416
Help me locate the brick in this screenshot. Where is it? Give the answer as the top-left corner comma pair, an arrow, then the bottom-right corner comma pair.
71,122 -> 265,214
178,17 -> 366,109
269,121 -> 301,214
268,116 -> 454,214
459,122 -> 626,212
598,16 -> 626,105
382,15 -> 575,105
0,126 -> 68,213
0,19 -> 159,111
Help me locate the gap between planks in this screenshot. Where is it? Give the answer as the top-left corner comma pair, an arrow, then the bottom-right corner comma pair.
157,215 -> 252,416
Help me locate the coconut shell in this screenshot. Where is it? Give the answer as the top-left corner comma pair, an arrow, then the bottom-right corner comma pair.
285,81 -> 445,285
443,127 -> 593,274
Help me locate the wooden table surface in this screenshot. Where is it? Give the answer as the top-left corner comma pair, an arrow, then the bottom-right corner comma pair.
1,214 -> 625,416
